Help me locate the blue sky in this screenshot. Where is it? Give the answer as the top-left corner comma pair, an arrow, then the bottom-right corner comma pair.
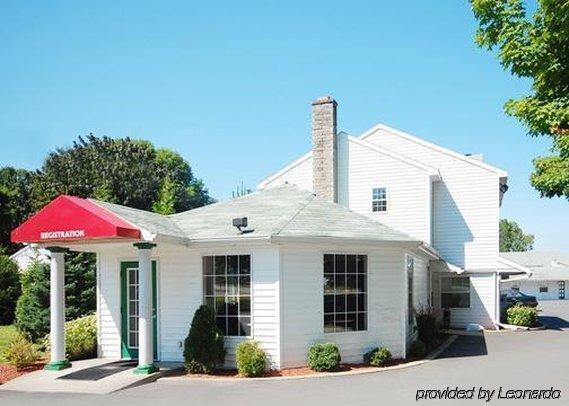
0,1 -> 566,250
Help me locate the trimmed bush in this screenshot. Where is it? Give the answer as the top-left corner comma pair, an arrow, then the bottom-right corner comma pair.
307,343 -> 341,372
66,314 -> 97,360
408,340 -> 427,359
183,305 -> 225,374
364,347 -> 392,367
3,333 -> 40,369
236,340 -> 267,377
42,314 -> 98,360
415,307 -> 440,349
506,305 -> 538,327
0,255 -> 21,325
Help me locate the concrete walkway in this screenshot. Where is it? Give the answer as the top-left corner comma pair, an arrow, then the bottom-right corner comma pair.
0,359 -> 180,394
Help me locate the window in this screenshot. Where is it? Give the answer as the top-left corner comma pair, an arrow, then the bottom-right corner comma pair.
539,286 -> 548,293
406,256 -> 414,325
441,277 -> 470,308
203,255 -> 251,336
372,188 -> 387,212
323,254 -> 367,333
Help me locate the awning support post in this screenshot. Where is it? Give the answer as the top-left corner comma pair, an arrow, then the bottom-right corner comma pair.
44,247 -> 72,371
133,242 -> 158,375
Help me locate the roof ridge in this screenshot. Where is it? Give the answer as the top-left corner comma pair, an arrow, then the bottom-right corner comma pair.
272,193 -> 316,236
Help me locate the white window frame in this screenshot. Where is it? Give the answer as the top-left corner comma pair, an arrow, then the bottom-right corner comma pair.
202,254 -> 252,338
371,187 -> 388,213
323,253 -> 368,334
440,276 -> 471,309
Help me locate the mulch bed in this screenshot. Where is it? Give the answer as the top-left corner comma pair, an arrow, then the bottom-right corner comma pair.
178,358 -> 411,380
0,362 -> 45,385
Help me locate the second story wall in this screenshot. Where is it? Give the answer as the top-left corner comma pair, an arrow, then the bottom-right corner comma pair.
363,127 -> 502,270
260,134 -> 433,243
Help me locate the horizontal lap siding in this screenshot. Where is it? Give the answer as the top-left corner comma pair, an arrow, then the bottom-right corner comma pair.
265,157 -> 313,192
365,130 -> 500,270
339,136 -> 431,243
97,252 -> 121,359
501,280 -> 565,301
280,246 -> 405,368
97,245 -> 281,367
157,248 -> 198,362
434,273 -> 496,329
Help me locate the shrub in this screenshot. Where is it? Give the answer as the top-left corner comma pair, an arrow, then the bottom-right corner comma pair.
408,340 -> 427,359
3,334 -> 40,369
0,255 -> 21,325
364,347 -> 392,367
415,306 -> 440,349
236,340 -> 267,377
307,343 -> 341,372
66,314 -> 97,360
506,305 -> 538,327
15,261 -> 50,341
42,314 -> 98,360
183,305 -> 225,374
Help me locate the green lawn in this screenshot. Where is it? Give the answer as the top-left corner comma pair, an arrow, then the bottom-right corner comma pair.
0,325 -> 18,363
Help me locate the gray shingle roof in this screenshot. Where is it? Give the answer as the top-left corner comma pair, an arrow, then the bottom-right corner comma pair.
89,199 -> 187,240
500,251 -> 569,281
172,184 -> 417,242
91,184 -> 417,244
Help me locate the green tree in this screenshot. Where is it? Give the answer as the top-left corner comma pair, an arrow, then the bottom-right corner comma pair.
471,0 -> 569,198
30,134 -> 212,211
152,176 -> 176,215
15,261 -> 50,340
0,168 -> 35,254
0,255 -> 21,325
500,218 -> 535,252
65,253 -> 96,321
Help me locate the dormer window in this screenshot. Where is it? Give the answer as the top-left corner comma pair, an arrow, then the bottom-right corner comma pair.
372,187 -> 387,212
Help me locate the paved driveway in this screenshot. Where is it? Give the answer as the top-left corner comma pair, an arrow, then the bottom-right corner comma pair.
1,301 -> 568,406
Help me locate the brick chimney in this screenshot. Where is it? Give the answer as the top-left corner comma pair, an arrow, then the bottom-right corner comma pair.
312,95 -> 338,202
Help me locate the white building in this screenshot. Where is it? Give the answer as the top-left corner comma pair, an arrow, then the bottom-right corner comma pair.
10,96 -> 526,373
501,251 -> 569,300
9,245 -> 50,272
259,96 -> 527,329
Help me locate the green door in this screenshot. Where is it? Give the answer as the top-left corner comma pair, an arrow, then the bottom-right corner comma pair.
120,261 -> 158,360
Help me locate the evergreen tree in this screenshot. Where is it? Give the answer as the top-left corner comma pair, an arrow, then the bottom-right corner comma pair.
0,255 -> 21,325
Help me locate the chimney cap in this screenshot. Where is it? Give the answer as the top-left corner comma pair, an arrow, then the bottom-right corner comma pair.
312,95 -> 337,106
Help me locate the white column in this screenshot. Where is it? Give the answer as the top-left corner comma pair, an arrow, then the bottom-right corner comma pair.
134,243 -> 158,374
45,247 -> 71,370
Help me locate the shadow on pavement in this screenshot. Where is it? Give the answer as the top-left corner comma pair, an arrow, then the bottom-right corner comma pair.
436,335 -> 488,359
538,316 -> 569,331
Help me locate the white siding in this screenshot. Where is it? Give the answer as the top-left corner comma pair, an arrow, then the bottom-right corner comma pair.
264,156 -> 313,192
96,244 -> 281,368
263,135 -> 432,243
280,244 -> 407,368
364,129 -> 501,270
433,273 -> 497,329
97,252 -> 122,359
339,136 -> 431,243
501,279 -> 567,301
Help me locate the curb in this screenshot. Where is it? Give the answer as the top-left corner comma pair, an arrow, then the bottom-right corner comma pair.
158,335 -> 458,383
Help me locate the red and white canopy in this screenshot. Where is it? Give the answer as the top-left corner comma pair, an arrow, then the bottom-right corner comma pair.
11,195 -> 141,244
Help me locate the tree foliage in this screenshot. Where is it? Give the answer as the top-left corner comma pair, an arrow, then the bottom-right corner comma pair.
30,134 -> 213,212
471,0 -> 569,198
15,261 -> 51,341
499,218 -> 535,252
65,252 -> 96,321
0,168 -> 35,254
0,255 -> 21,325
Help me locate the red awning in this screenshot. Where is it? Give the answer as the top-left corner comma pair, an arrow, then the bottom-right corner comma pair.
11,195 -> 141,244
